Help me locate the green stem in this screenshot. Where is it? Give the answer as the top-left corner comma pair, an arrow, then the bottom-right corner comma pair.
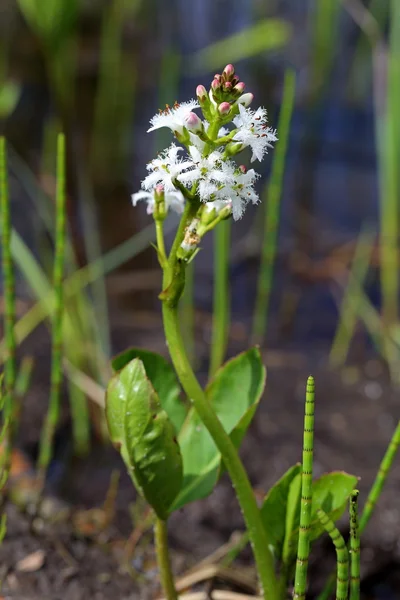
317,509 -> 349,600
252,69 -> 296,345
38,133 -> 67,484
155,219 -> 167,266
209,219 -> 231,378
161,299 -> 278,599
180,260 -> 195,365
359,419 -> 400,533
349,492 -> 360,600
293,376 -> 315,600
154,517 -> 178,600
0,136 -> 17,470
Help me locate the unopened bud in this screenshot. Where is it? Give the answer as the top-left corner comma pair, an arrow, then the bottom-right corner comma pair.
231,76 -> 240,86
213,74 -> 222,82
237,93 -> 254,107
223,64 -> 235,79
234,82 -> 246,93
218,102 -> 231,115
196,85 -> 207,100
211,78 -> 221,91
184,111 -> 203,133
223,81 -> 232,91
154,184 -> 165,199
239,165 -> 247,174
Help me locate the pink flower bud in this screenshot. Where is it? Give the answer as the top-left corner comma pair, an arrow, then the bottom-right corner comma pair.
237,93 -> 254,107
196,85 -> 207,100
234,82 -> 246,93
231,76 -> 240,86
224,81 -> 232,90
239,165 -> 247,174
218,102 -> 231,115
184,111 -> 202,132
211,78 -> 221,91
213,74 -> 222,82
154,184 -> 165,201
223,64 -> 235,78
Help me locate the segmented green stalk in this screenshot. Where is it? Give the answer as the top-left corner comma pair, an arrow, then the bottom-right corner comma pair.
252,69 -> 296,345
317,509 -> 349,600
0,137 -> 17,475
349,491 -> 360,600
293,375 -> 315,600
38,133 -> 66,483
359,419 -> 400,533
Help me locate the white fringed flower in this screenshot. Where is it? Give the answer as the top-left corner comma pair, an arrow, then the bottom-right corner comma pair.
141,144 -> 194,192
213,162 -> 260,220
187,145 -> 229,201
148,100 -> 200,134
233,104 -> 277,162
131,189 -> 185,215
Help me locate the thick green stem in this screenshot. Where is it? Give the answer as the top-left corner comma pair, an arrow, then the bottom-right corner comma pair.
209,219 -> 231,378
154,517 -> 178,600
161,298 -> 278,599
293,376 -> 315,600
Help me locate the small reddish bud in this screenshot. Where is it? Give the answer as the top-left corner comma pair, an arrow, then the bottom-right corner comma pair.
239,165 -> 247,174
231,76 -> 240,86
196,85 -> 207,100
154,184 -> 165,198
184,111 -> 202,132
234,82 -> 246,93
211,78 -> 221,91
224,81 -> 233,90
213,74 -> 222,82
218,101 -> 231,115
237,93 -> 253,107
223,64 -> 235,79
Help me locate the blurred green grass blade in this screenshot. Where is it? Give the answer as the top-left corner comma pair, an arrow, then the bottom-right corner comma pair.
17,0 -> 78,50
329,228 -> 375,368
251,69 -> 296,345
0,82 -> 21,119
192,19 -> 291,71
310,0 -> 341,88
15,357 -> 34,399
68,379 -> 91,456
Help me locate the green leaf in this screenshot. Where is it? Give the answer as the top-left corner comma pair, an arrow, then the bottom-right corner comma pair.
17,0 -> 78,49
112,347 -> 187,433
282,472 -> 302,565
171,348 -> 266,511
106,358 -> 183,519
260,464 -> 301,561
192,19 -> 291,72
283,471 -> 358,565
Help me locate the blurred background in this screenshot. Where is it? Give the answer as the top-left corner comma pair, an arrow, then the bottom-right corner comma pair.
1,1 -> 400,598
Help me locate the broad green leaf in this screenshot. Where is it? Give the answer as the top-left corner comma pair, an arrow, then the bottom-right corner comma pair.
112,348 -> 187,433
260,464 -> 301,561
0,82 -> 21,119
284,471 -> 358,564
282,472 -> 302,565
106,358 -> 183,519
193,19 -> 291,71
171,348 -> 266,511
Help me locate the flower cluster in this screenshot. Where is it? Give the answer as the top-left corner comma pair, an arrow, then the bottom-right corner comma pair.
132,64 -> 277,221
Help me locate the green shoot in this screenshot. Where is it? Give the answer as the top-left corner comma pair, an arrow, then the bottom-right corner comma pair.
252,68 -> 296,345
317,508 -> 349,600
209,219 -> 231,378
293,376 -> 315,599
349,491 -> 360,600
37,133 -> 67,487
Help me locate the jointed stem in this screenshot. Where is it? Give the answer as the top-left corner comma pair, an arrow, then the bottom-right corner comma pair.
349,492 -> 360,600
293,376 -> 315,600
154,517 -> 178,600
317,509 -> 349,600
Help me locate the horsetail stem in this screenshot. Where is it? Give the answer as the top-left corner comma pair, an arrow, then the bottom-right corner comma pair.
349,491 -> 360,600
0,137 -> 17,469
37,133 -> 67,486
317,508 -> 349,600
359,420 -> 400,533
293,375 -> 315,600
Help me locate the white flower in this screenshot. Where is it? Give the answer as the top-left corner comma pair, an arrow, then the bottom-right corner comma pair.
141,144 -> 194,192
214,162 -> 260,220
204,199 -> 232,213
148,99 -> 200,135
131,189 -> 185,215
233,104 -> 277,162
187,145 -> 229,201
